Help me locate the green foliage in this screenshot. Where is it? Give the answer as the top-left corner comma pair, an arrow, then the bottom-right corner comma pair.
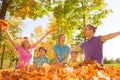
7,0 -> 52,19
2,0 -> 112,46
51,0 -> 112,46
104,57 -> 120,64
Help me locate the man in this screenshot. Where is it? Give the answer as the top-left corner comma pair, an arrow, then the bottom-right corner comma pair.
72,24 -> 120,66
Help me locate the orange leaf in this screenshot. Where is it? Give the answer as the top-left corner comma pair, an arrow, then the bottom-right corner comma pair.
30,70 -> 39,77
47,28 -> 58,34
0,19 -> 10,30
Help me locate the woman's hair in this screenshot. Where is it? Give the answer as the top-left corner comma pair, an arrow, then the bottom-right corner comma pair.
58,33 -> 66,42
38,47 -> 47,54
21,37 -> 30,49
85,24 -> 97,33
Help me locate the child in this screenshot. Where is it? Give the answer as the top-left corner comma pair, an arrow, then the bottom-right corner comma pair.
33,47 -> 50,67
53,34 -> 70,64
68,51 -> 83,67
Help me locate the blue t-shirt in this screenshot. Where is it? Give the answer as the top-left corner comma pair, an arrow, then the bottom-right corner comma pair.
81,36 -> 103,65
53,44 -> 70,62
33,56 -> 50,67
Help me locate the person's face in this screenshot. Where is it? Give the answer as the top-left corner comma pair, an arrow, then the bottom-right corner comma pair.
38,49 -> 46,57
59,35 -> 66,44
22,38 -> 30,48
71,52 -> 78,61
84,26 -> 94,37
71,52 -> 77,58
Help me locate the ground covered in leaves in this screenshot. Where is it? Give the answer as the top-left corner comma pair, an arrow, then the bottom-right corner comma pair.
0,61 -> 120,80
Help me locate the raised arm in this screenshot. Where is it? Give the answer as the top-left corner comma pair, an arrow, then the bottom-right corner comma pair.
0,19 -> 18,48
101,31 -> 120,43
33,31 -> 50,47
5,30 -> 18,48
71,45 -> 82,52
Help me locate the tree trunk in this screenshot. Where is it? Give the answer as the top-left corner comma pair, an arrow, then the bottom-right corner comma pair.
0,0 -> 9,69
0,0 -> 9,46
0,42 -> 6,69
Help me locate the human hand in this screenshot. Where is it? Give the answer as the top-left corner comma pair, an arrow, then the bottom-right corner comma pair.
46,28 -> 58,35
55,61 -> 60,64
61,61 -> 66,65
0,19 -> 10,31
70,48 -> 76,52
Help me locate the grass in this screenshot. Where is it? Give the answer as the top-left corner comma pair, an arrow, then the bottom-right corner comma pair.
104,63 -> 120,69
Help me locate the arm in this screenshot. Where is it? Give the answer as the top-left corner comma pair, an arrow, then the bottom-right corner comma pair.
54,52 -> 60,63
1,20 -> 18,47
71,45 -> 82,51
5,30 -> 18,48
61,53 -> 69,64
33,32 -> 51,47
33,57 -> 38,67
101,31 -> 120,43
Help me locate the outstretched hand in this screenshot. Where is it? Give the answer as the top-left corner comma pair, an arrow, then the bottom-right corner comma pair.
46,28 -> 58,35
0,19 -> 10,31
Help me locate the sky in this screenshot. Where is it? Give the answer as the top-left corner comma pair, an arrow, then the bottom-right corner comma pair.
22,0 -> 120,60
95,0 -> 120,59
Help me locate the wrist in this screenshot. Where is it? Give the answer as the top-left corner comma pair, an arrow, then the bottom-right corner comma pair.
5,30 -> 9,33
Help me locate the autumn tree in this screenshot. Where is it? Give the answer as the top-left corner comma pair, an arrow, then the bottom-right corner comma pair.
0,0 -> 52,44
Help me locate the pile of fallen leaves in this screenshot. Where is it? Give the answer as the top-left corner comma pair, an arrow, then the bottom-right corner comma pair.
0,61 -> 120,80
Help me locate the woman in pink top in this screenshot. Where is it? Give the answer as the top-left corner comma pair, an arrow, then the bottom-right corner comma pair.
4,27 -> 51,69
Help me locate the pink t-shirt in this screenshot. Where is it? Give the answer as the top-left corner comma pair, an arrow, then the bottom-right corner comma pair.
16,45 -> 35,68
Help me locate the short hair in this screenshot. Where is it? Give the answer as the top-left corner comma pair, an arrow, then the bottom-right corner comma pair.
23,36 -> 28,39
38,47 -> 47,54
58,33 -> 66,42
85,24 -> 97,33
